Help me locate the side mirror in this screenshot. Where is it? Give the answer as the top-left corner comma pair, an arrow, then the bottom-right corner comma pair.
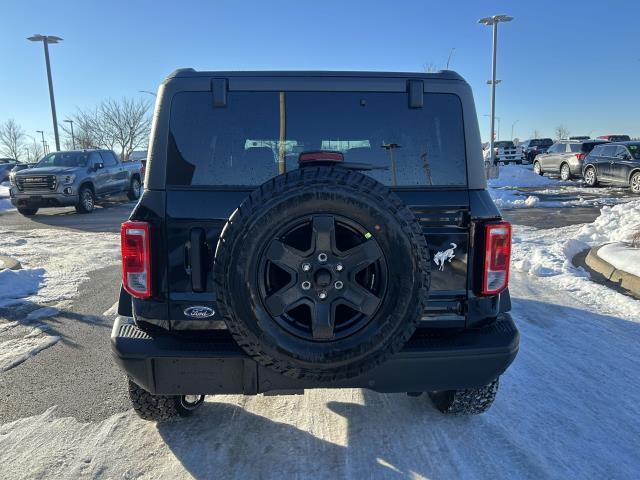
95,162 -> 104,170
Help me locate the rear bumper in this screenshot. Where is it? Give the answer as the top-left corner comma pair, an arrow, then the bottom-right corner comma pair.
111,314 -> 519,395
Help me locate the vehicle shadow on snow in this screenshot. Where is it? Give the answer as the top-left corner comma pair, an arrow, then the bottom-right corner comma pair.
156,298 -> 640,479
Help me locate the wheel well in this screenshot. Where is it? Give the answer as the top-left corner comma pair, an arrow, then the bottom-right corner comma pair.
79,181 -> 94,193
630,168 -> 640,182
131,173 -> 140,183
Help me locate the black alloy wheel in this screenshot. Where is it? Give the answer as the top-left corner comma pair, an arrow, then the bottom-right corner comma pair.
258,214 -> 387,341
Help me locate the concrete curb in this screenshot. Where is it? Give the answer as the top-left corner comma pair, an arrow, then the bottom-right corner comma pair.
0,255 -> 22,271
583,245 -> 640,299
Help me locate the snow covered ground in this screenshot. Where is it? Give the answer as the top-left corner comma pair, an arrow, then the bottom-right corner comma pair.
0,204 -> 639,478
488,165 -> 633,209
0,227 -> 119,371
0,181 -> 13,213
598,242 -> 640,277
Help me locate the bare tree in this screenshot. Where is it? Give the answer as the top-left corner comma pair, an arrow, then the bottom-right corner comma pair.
25,138 -> 44,162
554,125 -> 570,141
423,62 -> 439,73
0,119 -> 26,160
62,97 -> 152,159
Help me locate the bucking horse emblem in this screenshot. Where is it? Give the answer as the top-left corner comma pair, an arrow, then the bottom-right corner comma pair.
434,243 -> 457,271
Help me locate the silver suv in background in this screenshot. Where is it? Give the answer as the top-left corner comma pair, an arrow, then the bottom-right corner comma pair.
533,139 -> 608,180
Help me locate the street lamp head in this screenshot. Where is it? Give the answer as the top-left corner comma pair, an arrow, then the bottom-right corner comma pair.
27,34 -> 63,44
478,14 -> 514,25
63,119 -> 73,123
36,130 -> 43,134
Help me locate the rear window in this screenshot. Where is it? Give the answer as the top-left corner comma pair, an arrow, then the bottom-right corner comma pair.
581,142 -> 606,153
494,141 -> 514,148
167,91 -> 467,187
530,139 -> 553,147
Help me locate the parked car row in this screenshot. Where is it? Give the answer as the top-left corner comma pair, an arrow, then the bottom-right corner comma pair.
533,140 -> 640,193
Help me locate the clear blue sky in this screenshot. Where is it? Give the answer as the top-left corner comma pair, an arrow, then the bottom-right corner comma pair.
1,0 -> 638,148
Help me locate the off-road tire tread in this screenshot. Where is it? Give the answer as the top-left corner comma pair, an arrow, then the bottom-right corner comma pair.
214,167 -> 430,382
128,378 -> 180,422
429,378 -> 499,415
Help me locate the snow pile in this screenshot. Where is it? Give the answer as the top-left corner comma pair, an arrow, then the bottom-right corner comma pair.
488,165 -> 559,188
576,200 -> 640,245
511,199 -> 640,320
491,190 -> 540,209
0,268 -> 45,307
598,242 -> 640,277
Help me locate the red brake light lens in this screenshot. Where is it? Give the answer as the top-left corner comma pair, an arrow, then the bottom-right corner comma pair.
121,221 -> 152,298
576,153 -> 585,161
482,221 -> 512,295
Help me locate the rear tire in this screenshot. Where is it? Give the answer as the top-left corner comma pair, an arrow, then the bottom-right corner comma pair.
428,378 -> 499,415
17,207 -> 38,216
533,161 -> 543,176
128,378 -> 204,422
630,171 -> 640,194
75,186 -> 95,213
127,176 -> 141,201
560,163 -> 571,181
584,166 -> 598,187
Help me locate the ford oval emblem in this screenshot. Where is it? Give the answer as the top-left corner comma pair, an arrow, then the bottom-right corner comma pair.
184,306 -> 216,318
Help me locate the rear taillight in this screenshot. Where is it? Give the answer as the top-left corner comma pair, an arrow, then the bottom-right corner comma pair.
482,221 -> 512,295
575,153 -> 585,161
121,221 -> 152,299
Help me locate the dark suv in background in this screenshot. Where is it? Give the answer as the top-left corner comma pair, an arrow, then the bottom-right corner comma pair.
533,139 -> 608,180
520,138 -> 553,164
583,142 -> 640,193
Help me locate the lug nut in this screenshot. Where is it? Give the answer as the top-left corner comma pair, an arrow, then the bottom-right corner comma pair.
318,290 -> 328,300
301,281 -> 311,290
335,263 -> 344,272
317,252 -> 328,263
302,263 -> 312,272
334,281 -> 343,290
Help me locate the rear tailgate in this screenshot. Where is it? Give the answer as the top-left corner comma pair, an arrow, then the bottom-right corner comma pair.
165,188 -> 470,329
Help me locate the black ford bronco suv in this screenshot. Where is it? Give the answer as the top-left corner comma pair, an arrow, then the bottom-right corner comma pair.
112,70 -> 519,421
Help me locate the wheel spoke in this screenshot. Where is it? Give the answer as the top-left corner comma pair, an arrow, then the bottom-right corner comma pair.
312,215 -> 336,253
265,283 -> 304,317
310,300 -> 335,340
342,240 -> 383,273
265,240 -> 306,271
340,283 -> 381,317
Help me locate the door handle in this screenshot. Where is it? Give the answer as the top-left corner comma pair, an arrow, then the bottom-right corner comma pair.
189,228 -> 208,292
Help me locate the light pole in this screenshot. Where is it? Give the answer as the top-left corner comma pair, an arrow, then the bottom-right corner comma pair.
446,48 -> 456,69
36,130 -> 46,153
483,115 -> 501,141
28,34 -> 63,152
138,90 -> 156,97
479,14 -> 513,164
511,120 -> 519,140
64,119 -> 75,149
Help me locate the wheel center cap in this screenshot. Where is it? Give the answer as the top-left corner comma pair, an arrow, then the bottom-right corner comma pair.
314,268 -> 332,287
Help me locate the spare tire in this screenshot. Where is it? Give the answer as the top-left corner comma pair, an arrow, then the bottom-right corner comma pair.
214,167 -> 430,381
